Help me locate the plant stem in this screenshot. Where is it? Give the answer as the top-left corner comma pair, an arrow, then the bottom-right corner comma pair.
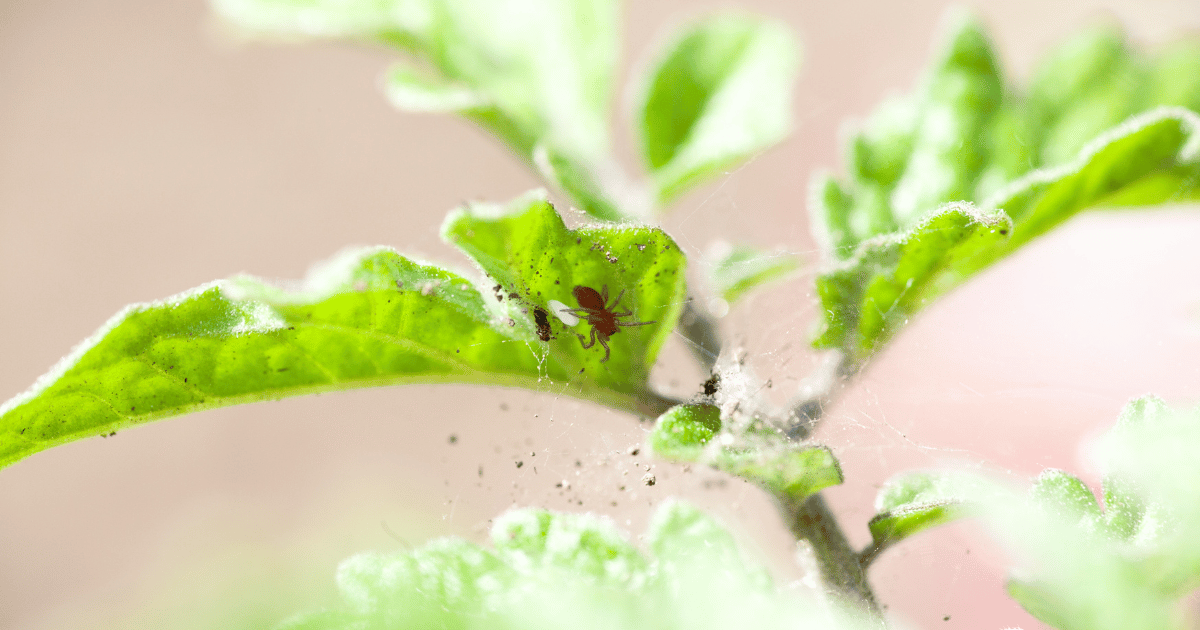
786,350 -> 854,440
775,351 -> 882,617
678,297 -> 722,374
781,492 -> 882,618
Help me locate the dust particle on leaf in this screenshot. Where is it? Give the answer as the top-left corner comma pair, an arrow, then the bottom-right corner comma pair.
641,473 -> 656,486
448,434 -> 458,445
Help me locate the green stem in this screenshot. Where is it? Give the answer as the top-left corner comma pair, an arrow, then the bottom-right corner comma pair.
781,493 -> 882,618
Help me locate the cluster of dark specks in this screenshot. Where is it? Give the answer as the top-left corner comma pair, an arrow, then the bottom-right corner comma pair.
533,307 -> 553,341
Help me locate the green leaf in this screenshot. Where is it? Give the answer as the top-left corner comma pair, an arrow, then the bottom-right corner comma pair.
887,12 -> 1003,227
531,143 -> 627,222
491,508 -> 648,585
635,13 -> 799,204
866,471 -> 971,556
648,404 -> 842,502
216,0 -> 625,219
279,502 -> 859,630
718,444 -> 842,501
0,192 -> 685,469
815,108 -> 1200,365
1148,39 -> 1200,112
1029,469 -> 1102,526
813,202 -> 1012,361
647,403 -> 722,461
810,17 -> 1200,364
705,242 -> 799,306
961,397 -> 1200,630
442,191 -> 686,394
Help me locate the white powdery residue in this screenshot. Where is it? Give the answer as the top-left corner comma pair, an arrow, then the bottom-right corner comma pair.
303,246 -> 390,297
229,301 -> 288,335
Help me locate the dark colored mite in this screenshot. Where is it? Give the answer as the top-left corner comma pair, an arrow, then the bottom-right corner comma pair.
702,373 -> 720,396
563,285 -> 654,362
533,306 -> 553,342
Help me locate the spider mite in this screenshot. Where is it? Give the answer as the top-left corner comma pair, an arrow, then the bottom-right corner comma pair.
564,284 -> 655,362
533,306 -> 553,342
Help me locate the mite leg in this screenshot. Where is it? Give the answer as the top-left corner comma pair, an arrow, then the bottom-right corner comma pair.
598,334 -> 611,362
578,327 -> 597,350
608,290 -> 625,310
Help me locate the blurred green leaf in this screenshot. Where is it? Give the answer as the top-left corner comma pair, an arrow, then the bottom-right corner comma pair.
648,403 -> 722,461
280,502 -> 865,630
1149,40 -> 1200,112
0,192 -> 685,468
969,396 -> 1200,630
705,243 -> 799,306
815,108 -> 1200,365
649,404 -> 842,502
866,471 -> 971,558
718,444 -> 842,501
813,202 -> 1012,361
887,11 -> 1003,227
1029,469 -> 1102,526
635,13 -> 799,204
810,14 -> 1200,365
215,0 -> 625,219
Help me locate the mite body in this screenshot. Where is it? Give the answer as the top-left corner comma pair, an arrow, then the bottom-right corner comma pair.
563,285 -> 655,362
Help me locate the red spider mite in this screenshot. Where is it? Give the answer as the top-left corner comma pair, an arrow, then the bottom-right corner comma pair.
564,285 -> 655,362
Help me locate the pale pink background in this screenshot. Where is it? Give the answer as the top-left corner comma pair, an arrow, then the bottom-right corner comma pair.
3,1 -> 1200,629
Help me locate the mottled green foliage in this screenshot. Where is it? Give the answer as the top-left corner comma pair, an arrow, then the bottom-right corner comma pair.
866,471 -> 971,556
0,193 -> 685,468
706,243 -> 799,306
635,14 -> 799,203
810,11 -> 1200,364
279,503 -> 854,630
649,404 -> 843,501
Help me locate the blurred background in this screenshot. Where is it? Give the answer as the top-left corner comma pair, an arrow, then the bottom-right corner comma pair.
2,0 -> 1200,628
